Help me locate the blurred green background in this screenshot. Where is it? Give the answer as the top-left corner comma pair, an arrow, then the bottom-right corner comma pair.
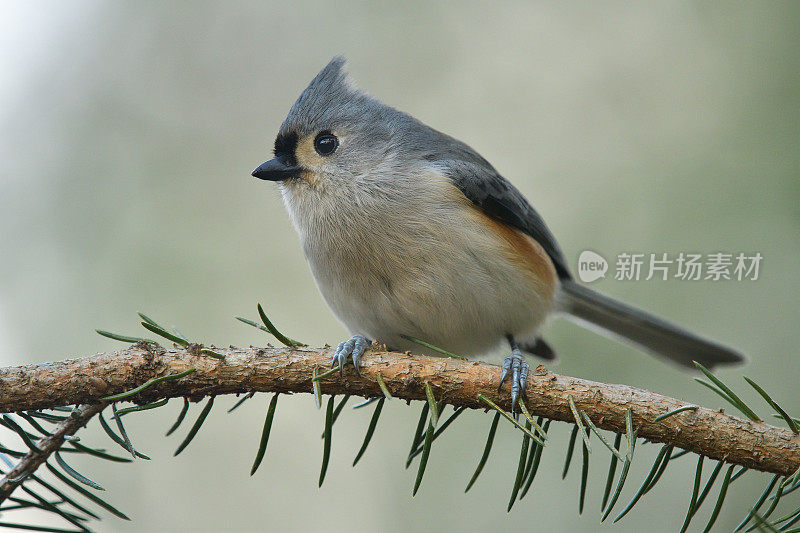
1,2 -> 798,532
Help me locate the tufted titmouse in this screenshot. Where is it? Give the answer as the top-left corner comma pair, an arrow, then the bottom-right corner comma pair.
252,57 -> 743,412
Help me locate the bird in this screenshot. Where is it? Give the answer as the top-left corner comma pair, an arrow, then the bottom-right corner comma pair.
251,57 -> 743,414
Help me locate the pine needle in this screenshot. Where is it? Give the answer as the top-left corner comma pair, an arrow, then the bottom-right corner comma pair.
250,394 -> 279,476
174,397 -> 214,456
319,396 -> 334,487
353,398 -> 385,466
507,420 -> 531,512
465,412 -> 500,493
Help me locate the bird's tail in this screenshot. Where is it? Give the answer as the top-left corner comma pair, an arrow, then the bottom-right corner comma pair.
558,279 -> 744,369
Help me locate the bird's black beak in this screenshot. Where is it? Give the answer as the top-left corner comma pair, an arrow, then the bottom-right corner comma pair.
251,158 -> 302,181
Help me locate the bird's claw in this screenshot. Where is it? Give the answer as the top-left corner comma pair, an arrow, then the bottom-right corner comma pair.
331,334 -> 370,376
498,347 -> 529,419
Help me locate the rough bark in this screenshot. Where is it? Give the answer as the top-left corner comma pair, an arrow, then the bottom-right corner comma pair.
0,342 -> 798,476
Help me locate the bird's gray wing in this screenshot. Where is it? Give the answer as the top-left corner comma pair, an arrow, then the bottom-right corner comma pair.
435,157 -> 572,280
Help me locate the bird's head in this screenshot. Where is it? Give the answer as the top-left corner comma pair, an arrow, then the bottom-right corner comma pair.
252,57 -> 413,190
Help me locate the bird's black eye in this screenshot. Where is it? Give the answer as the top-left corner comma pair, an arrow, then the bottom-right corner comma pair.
314,131 -> 338,156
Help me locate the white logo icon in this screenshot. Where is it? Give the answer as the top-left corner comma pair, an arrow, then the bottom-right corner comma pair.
577,250 -> 608,283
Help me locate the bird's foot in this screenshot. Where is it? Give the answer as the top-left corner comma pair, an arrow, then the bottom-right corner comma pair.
331,334 -> 370,376
498,346 -> 529,419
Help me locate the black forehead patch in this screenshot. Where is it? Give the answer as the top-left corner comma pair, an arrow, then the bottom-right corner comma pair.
273,131 -> 298,166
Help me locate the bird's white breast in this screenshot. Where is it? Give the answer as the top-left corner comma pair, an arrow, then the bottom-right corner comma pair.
280,171 -> 555,358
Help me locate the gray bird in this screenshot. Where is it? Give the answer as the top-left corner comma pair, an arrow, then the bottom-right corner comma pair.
252,57 -> 743,413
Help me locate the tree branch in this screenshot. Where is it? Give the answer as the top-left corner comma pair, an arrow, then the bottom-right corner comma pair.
0,403 -> 104,502
1,342 -> 798,476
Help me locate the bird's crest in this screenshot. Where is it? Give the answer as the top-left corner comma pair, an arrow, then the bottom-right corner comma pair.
281,56 -> 368,135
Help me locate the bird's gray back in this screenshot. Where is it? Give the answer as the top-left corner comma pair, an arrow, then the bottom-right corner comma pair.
396,116 -> 572,280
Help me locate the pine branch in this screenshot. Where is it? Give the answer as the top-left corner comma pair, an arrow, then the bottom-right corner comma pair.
0,403 -> 104,502
1,342 -> 798,477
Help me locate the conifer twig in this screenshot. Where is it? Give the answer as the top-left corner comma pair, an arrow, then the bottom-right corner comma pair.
0,404 -> 105,504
